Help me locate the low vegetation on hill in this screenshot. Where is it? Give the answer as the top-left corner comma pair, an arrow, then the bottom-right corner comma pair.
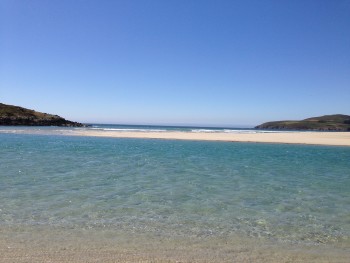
0,103 -> 85,127
255,114 -> 350,131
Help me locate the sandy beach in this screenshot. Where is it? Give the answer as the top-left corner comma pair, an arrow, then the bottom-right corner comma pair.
71,130 -> 350,146
2,0 -> 349,262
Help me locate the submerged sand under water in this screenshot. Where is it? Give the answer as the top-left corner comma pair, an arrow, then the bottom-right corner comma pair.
1,227 -> 349,263
1,129 -> 349,262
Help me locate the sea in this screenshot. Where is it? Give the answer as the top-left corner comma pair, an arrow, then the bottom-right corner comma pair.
0,124 -> 349,261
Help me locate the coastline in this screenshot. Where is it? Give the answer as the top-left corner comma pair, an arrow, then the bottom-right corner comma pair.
1,127 -> 350,146
70,130 -> 350,146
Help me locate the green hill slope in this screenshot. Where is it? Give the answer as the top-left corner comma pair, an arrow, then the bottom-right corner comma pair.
255,114 -> 350,131
0,103 -> 85,127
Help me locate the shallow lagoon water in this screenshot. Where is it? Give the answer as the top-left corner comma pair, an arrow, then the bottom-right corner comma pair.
1,132 -> 350,261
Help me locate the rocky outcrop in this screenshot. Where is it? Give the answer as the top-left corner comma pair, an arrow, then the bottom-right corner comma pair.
255,114 -> 350,131
0,103 -> 86,127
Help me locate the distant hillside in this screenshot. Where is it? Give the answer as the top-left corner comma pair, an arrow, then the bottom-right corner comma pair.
255,114 -> 350,131
0,103 -> 85,127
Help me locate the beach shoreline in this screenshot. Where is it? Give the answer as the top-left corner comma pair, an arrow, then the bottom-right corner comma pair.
70,130 -> 350,146
1,128 -> 349,146
1,227 -> 349,263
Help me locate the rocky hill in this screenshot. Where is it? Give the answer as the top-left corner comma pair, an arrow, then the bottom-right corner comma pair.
0,103 -> 85,127
255,114 -> 350,131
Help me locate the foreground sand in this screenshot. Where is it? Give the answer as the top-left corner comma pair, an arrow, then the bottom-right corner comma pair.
71,130 -> 350,146
2,242 -> 348,263
1,228 -> 349,263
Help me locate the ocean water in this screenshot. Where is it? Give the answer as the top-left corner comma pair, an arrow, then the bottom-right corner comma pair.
0,123 -> 301,136
0,128 -> 350,260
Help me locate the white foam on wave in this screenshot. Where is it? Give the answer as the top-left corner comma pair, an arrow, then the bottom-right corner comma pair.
191,129 -> 222,133
90,128 -> 167,132
191,129 -> 297,134
191,129 -> 259,134
223,129 -> 257,134
0,129 -> 21,134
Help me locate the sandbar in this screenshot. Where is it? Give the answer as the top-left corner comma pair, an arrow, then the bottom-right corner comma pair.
71,130 -> 350,146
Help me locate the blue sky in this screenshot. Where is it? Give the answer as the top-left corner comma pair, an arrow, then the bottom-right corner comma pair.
1,0 -> 349,126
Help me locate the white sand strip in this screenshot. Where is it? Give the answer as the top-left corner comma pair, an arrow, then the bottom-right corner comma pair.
71,130 -> 350,146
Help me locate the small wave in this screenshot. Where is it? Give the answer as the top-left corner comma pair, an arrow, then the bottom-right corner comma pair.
223,129 -> 257,134
191,129 -> 222,133
191,129 -> 297,134
191,129 -> 259,134
0,129 -> 22,134
90,128 -> 167,132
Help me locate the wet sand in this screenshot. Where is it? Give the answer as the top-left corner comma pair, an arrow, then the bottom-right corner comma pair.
1,227 -> 349,263
71,130 -> 350,146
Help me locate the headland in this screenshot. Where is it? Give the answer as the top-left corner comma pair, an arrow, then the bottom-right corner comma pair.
0,103 -> 85,127
255,114 -> 350,131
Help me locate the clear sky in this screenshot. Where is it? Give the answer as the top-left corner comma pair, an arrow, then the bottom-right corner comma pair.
1,0 -> 349,127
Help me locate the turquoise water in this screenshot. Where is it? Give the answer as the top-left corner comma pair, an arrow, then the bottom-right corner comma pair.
1,132 -> 350,247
